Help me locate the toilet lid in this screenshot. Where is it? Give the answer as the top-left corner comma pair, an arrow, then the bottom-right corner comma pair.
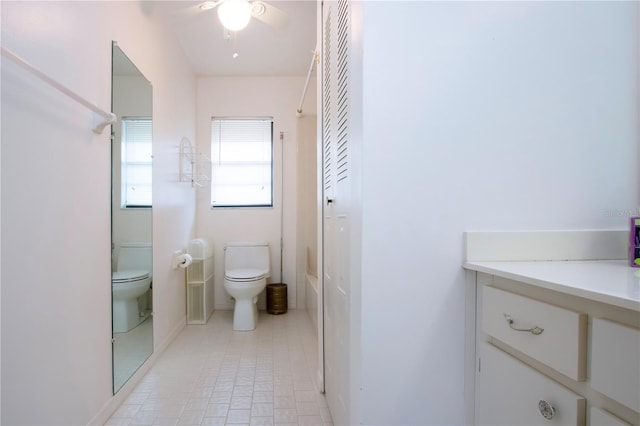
226,268 -> 268,280
113,270 -> 150,283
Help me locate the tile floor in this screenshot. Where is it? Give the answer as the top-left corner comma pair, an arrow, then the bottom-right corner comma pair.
106,309 -> 332,426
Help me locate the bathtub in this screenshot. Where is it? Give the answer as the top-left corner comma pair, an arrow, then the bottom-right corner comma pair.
305,272 -> 318,335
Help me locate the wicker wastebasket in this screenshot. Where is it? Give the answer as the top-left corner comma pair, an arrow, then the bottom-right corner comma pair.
266,283 -> 287,315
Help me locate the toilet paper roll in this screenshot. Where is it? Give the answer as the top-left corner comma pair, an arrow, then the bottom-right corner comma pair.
177,253 -> 193,268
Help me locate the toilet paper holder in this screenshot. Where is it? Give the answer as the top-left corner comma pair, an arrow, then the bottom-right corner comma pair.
172,251 -> 193,269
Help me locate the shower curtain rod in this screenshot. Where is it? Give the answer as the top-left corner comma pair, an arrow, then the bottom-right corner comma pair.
1,46 -> 116,134
296,49 -> 318,118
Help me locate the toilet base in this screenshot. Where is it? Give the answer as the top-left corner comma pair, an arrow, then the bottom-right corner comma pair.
232,297 -> 259,331
113,297 -> 144,333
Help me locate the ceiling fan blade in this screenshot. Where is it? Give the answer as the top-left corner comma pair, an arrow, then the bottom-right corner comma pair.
171,1 -> 222,20
251,1 -> 289,29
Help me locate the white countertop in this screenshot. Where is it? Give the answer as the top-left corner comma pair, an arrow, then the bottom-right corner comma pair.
464,259 -> 640,312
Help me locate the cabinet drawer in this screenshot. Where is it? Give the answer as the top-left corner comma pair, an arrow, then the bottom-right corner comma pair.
482,286 -> 587,380
591,318 -> 640,413
589,407 -> 629,426
478,343 -> 585,425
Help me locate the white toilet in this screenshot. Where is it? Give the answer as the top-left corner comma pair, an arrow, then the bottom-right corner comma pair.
224,242 -> 270,331
112,242 -> 152,333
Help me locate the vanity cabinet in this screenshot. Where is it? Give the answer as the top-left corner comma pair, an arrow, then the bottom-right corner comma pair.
470,269 -> 640,426
482,286 -> 587,381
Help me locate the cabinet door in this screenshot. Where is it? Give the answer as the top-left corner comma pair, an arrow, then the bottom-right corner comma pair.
478,343 -> 585,425
590,318 -> 640,413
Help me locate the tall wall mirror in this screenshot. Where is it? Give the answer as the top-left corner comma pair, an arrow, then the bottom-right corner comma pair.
111,42 -> 153,394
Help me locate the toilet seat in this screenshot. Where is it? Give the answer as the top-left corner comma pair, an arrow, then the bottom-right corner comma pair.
225,268 -> 269,282
113,270 -> 150,283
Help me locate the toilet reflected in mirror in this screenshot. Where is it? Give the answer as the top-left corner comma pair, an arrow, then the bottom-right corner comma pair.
112,243 -> 152,333
111,42 -> 153,393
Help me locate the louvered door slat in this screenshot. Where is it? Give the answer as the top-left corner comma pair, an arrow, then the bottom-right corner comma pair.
335,0 -> 349,182
323,10 -> 333,192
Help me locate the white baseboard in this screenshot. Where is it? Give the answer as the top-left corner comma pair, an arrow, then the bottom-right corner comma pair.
88,316 -> 187,426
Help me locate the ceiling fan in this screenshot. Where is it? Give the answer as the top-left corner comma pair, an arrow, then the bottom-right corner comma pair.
191,0 -> 289,32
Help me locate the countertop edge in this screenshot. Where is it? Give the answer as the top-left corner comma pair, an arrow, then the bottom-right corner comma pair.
463,260 -> 640,313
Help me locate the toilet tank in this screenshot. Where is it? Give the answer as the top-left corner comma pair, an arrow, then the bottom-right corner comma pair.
117,242 -> 152,272
225,242 -> 270,272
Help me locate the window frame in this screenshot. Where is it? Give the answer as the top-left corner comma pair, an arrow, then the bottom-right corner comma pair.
120,116 -> 152,209
210,117 -> 274,209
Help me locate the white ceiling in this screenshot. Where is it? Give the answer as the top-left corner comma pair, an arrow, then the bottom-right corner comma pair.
149,0 -> 317,77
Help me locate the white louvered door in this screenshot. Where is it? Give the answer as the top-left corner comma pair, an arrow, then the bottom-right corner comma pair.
322,0 -> 351,424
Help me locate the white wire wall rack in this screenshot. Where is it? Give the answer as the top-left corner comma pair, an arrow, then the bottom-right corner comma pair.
179,137 -> 212,187
1,46 -> 116,134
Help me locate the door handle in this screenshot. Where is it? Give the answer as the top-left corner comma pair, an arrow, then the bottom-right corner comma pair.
538,400 -> 555,420
326,197 -> 334,205
503,313 -> 544,335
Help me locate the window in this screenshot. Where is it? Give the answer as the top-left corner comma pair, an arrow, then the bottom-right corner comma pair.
211,118 -> 273,207
121,118 -> 152,208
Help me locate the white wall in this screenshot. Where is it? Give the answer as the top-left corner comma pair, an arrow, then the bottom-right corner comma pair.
0,2 -> 196,424
196,76 -> 316,311
356,2 -> 639,424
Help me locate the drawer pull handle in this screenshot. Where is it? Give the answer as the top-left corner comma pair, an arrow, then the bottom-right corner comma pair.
503,313 -> 544,335
538,399 -> 555,420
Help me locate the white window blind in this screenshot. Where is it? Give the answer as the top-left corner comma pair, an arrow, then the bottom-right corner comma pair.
211,118 -> 273,207
121,118 -> 152,207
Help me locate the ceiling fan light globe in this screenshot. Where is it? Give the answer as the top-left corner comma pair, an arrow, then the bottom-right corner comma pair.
218,0 -> 252,31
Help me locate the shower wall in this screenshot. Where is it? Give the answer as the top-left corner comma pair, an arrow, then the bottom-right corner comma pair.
296,114 -> 318,313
